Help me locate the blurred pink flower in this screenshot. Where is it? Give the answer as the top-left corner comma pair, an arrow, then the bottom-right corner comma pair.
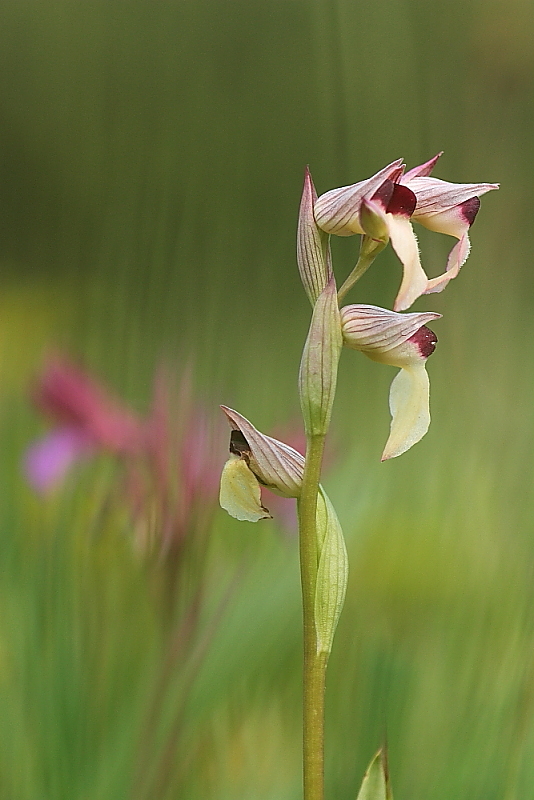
135,367 -> 224,553
25,355 -> 144,492
25,355 -> 224,555
25,426 -> 94,493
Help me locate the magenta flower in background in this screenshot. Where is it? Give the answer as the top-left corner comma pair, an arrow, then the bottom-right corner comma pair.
25,426 -> 95,493
144,368 -> 222,509
24,354 -> 227,557
25,354 -> 314,544
25,355 -> 144,492
136,367 -> 224,553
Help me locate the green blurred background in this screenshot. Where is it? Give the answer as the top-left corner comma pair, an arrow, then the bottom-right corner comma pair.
0,0 -> 533,797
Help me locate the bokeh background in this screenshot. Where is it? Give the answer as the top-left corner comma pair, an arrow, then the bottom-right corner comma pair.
0,0 -> 533,798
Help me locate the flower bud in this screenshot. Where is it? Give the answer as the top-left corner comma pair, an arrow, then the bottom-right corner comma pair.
358,198 -> 390,244
297,167 -> 332,305
356,749 -> 391,800
299,277 -> 342,436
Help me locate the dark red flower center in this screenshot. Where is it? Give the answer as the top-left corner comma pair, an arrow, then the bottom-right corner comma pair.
408,326 -> 438,358
460,197 -> 480,226
386,183 -> 417,217
229,429 -> 251,457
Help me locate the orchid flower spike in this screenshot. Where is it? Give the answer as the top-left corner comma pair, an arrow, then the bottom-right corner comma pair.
314,155 -> 498,311
219,406 -> 304,522
340,305 -> 441,460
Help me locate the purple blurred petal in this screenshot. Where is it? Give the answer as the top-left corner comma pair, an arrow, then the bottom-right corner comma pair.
24,427 -> 94,493
33,355 -> 144,454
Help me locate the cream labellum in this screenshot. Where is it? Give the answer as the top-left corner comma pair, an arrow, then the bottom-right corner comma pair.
219,455 -> 272,522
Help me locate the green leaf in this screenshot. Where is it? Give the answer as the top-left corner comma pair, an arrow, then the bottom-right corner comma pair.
356,750 -> 391,800
299,277 -> 342,437
313,487 -> 348,654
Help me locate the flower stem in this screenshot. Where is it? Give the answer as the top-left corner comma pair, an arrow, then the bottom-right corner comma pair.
298,432 -> 328,800
337,237 -> 386,304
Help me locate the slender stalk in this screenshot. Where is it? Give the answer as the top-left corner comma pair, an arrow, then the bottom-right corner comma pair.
298,432 -> 328,800
337,238 -> 386,304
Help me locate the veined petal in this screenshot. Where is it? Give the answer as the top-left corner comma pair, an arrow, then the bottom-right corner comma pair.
220,407 -> 304,497
297,167 -> 332,305
403,176 -> 499,218
402,151 -> 443,181
385,214 -> 429,311
219,455 -> 272,522
425,231 -> 471,294
341,305 -> 441,357
381,363 -> 430,460
314,159 -> 404,236
402,175 -> 497,298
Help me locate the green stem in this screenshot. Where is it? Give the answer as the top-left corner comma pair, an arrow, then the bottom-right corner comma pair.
298,433 -> 328,800
337,238 -> 386,304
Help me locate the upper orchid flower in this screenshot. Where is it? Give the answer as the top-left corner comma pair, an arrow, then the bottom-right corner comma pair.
340,304 -> 441,460
314,155 -> 498,311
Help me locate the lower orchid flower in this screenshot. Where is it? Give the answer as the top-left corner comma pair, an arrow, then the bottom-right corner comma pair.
218,407 -> 348,657
219,406 -> 305,522
340,304 -> 441,460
